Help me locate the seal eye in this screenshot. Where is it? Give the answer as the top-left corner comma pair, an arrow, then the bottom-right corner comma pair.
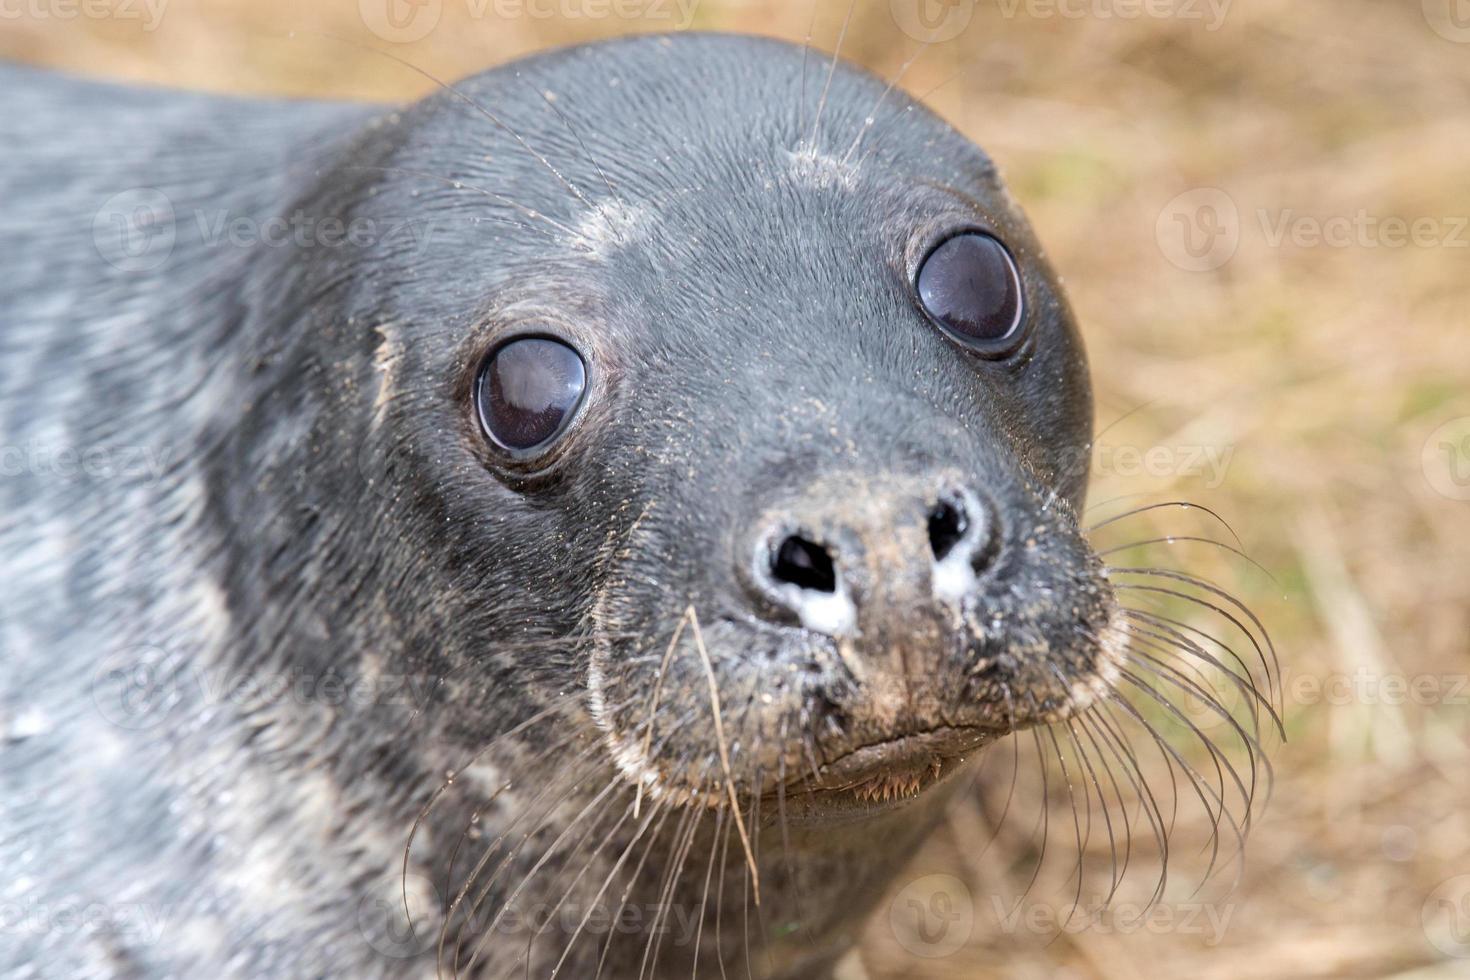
475,336 -> 587,454
916,232 -> 1025,352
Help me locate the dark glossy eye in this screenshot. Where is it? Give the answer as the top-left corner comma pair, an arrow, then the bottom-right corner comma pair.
475,336 -> 587,454
916,232 -> 1024,351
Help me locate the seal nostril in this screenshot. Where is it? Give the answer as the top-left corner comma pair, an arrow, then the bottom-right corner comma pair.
927,498 -> 969,562
771,535 -> 837,594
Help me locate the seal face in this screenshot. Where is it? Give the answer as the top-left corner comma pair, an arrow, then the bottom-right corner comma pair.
0,32 -> 1158,980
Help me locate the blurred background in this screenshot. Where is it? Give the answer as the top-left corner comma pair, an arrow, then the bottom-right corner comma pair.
4,0 -> 1467,976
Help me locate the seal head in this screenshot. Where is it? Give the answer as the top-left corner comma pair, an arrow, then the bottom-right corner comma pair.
239,31 -> 1122,973
0,32 -> 1129,980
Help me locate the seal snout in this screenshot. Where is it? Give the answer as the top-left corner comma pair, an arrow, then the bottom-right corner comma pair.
745,475 -> 1001,643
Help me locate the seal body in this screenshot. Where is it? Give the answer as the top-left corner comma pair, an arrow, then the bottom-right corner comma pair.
0,34 -> 1114,979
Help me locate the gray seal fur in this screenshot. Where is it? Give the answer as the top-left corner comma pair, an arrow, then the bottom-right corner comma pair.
0,33 -> 1128,979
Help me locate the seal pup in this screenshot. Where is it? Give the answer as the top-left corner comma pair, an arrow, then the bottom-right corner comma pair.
0,31 -> 1274,979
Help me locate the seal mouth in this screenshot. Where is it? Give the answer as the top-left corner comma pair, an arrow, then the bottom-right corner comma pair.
768,726 -> 996,823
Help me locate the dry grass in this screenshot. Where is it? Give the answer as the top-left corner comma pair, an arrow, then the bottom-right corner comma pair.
6,1 -> 1469,976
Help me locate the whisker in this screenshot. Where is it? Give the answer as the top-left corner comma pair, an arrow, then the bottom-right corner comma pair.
635,607 -> 693,818
1108,691 -> 1249,895
691,803 -> 728,980
1022,723 -> 1051,900
1122,610 -> 1284,740
1042,722 -> 1087,928
462,774 -> 627,974
344,165 -> 581,240
514,69 -> 625,208
1124,651 -> 1268,829
639,798 -> 706,980
1069,715 -> 1128,902
1116,671 -> 1232,857
1114,580 -> 1278,704
1087,500 -> 1245,548
1085,708 -> 1170,908
444,742 -> 611,973
401,689 -> 584,936
686,605 -> 760,899
547,794 -> 666,978
713,795 -> 734,980
807,0 -> 858,153
773,721 -> 811,945
305,32 -> 596,210
442,721 -> 599,913
797,0 -> 820,142
1099,536 -> 1277,586
841,40 -> 932,164
594,795 -> 681,980
517,790 -> 636,979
